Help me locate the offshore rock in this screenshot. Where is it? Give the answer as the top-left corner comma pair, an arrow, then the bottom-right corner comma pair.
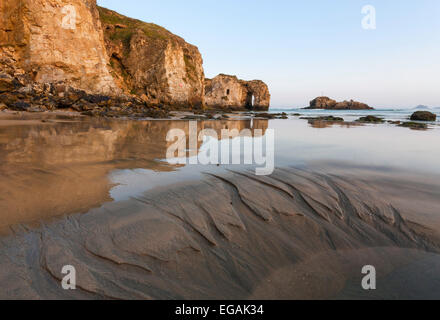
204,74 -> 270,110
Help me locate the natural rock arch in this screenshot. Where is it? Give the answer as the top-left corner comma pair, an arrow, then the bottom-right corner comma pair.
204,74 -> 270,110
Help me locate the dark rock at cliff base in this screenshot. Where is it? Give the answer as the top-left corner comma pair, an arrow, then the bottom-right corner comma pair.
0,82 -> 170,118
10,101 -> 31,111
410,111 -> 437,122
356,116 -> 385,123
305,97 -> 373,110
0,74 -> 16,92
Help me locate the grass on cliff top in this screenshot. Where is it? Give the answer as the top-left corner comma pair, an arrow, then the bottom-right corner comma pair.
98,6 -> 173,46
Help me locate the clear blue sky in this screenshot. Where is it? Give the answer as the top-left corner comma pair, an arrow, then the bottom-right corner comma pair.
98,0 -> 440,108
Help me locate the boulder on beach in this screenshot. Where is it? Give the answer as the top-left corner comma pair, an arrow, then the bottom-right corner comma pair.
410,111 -> 437,122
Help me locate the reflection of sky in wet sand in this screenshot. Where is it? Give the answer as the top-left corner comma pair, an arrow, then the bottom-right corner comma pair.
111,118 -> 440,201
272,119 -> 440,172
0,114 -> 440,232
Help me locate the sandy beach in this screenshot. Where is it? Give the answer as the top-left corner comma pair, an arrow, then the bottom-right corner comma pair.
1,0 -> 439,306
1,113 -> 440,299
1,165 -> 440,299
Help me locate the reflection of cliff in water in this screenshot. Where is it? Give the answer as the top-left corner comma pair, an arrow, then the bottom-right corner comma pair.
0,117 -> 268,232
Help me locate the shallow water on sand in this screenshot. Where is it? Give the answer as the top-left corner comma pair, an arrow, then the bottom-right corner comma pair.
0,113 -> 439,232
1,112 -> 440,299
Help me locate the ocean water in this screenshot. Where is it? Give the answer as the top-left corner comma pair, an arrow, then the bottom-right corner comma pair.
269,108 -> 440,123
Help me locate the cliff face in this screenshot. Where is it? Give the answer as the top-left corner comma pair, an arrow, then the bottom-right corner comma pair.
204,74 -> 270,110
0,0 -> 117,94
99,7 -> 205,108
0,2 -> 269,110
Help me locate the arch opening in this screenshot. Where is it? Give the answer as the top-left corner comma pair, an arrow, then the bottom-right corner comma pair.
245,91 -> 254,109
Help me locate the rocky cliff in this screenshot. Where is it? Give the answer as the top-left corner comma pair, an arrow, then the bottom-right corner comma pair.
0,1 -> 269,111
98,7 -> 205,108
0,0 -> 117,94
205,74 -> 270,110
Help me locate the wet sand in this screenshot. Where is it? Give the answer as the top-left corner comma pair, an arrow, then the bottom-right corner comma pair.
1,166 -> 440,299
0,114 -> 267,233
1,113 -> 440,299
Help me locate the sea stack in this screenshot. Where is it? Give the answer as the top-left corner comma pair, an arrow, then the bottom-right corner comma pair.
305,96 -> 373,110
204,74 -> 271,111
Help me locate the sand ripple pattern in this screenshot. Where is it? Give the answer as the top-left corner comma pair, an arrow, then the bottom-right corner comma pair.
1,167 -> 440,299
